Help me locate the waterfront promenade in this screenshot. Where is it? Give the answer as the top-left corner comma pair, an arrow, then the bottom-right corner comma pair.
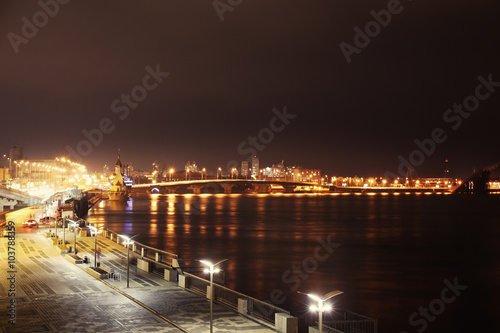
0,209 -> 279,332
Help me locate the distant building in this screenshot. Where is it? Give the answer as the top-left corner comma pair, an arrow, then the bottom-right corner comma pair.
9,145 -> 23,178
262,161 -> 285,180
288,167 -> 321,183
251,156 -> 259,178
103,163 -> 110,177
241,161 -> 249,177
185,161 -> 199,173
9,145 -> 23,161
124,161 -> 134,176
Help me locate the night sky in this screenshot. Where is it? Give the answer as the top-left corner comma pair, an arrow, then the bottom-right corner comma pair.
1,0 -> 499,177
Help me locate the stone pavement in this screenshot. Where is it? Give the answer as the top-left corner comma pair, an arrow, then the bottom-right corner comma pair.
0,209 -> 280,333
0,232 -> 182,333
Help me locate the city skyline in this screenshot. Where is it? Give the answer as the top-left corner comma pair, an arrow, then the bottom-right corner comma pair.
1,1 -> 499,178
2,142 -> 495,181
3,144 -> 471,180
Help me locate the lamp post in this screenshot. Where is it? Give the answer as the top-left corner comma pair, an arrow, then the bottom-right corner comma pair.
202,168 -> 206,180
62,217 -> 66,245
299,290 -> 343,333
170,168 -> 174,182
199,259 -> 228,333
217,167 -> 222,180
88,226 -> 102,267
54,214 -> 58,240
118,234 -> 139,288
68,220 -> 78,254
2,154 -> 6,182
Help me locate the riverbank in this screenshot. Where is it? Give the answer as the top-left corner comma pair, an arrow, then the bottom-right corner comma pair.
0,207 -> 282,332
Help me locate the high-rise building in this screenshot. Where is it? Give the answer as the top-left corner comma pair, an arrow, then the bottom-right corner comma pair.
251,156 -> 259,178
9,145 -> 23,179
241,161 -> 248,177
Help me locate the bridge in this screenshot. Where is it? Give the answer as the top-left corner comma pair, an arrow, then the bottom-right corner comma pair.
0,186 -> 42,211
452,162 -> 500,194
132,179 -> 321,194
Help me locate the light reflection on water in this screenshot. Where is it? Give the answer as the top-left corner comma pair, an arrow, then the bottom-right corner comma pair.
87,193 -> 500,332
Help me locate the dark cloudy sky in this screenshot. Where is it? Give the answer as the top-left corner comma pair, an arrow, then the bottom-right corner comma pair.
1,0 -> 499,177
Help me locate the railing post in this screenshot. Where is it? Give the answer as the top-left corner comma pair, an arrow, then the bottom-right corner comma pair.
178,274 -> 189,288
275,313 -> 298,333
238,298 -> 249,314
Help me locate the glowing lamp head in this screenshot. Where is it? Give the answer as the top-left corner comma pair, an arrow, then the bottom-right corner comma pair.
306,294 -> 322,303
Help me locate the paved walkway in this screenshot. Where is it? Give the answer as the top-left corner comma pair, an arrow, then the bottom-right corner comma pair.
0,209 -> 279,333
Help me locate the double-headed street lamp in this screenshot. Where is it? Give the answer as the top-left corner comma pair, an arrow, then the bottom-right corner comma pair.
88,226 -> 102,267
118,234 -> 140,288
299,290 -> 344,333
199,259 -> 228,333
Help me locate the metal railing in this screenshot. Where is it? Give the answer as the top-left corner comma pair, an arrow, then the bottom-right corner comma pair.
182,271 -> 290,326
322,310 -> 378,333
93,226 -> 291,328
101,228 -> 178,267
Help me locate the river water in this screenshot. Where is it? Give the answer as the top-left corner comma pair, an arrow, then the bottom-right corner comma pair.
87,193 -> 500,332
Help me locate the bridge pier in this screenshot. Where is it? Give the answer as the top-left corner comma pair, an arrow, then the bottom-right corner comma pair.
188,185 -> 204,194
253,184 -> 269,193
166,187 -> 179,194
221,183 -> 235,194
0,198 -> 17,212
283,185 -> 297,193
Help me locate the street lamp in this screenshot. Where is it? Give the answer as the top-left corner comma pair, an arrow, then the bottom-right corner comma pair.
170,168 -> 174,182
62,217 -> 66,245
202,168 -> 206,180
299,290 -> 343,333
118,234 -> 140,288
88,226 -> 102,267
217,167 -> 222,179
68,220 -> 79,254
199,259 -> 228,333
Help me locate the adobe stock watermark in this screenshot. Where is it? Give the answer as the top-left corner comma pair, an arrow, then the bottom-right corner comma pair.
7,0 -> 71,54
213,0 -> 243,21
6,221 -> 17,325
223,105 -> 296,174
339,0 -> 405,64
254,234 -> 340,316
401,277 -> 467,333
65,64 -> 169,162
388,73 -> 499,178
